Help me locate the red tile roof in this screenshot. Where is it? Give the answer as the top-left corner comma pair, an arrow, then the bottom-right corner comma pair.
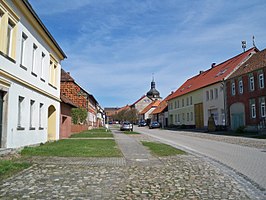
117,105 -> 130,113
140,100 -> 161,115
167,47 -> 257,101
229,48 -> 266,79
61,69 -> 74,82
61,94 -> 78,108
151,100 -> 167,115
130,95 -> 151,107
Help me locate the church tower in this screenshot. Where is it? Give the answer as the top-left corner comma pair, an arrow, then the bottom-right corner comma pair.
146,76 -> 161,100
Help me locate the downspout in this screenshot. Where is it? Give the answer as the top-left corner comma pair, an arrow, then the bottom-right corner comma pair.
221,79 -> 228,129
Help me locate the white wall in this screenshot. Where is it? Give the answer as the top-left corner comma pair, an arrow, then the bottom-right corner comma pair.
203,82 -> 225,126
0,0 -> 62,148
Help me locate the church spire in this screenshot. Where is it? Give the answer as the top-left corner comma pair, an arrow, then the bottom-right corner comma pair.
146,74 -> 161,100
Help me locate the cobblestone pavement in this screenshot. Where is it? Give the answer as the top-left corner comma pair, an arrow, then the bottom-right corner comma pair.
0,155 -> 251,200
0,129 -> 261,199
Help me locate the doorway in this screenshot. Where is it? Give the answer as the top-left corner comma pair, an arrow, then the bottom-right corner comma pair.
48,105 -> 56,141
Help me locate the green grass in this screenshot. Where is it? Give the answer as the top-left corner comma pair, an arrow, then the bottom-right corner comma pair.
21,139 -> 122,157
0,160 -> 31,179
70,130 -> 113,138
123,131 -> 140,134
141,141 -> 186,157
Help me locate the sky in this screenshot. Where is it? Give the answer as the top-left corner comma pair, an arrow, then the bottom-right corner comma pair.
28,0 -> 266,108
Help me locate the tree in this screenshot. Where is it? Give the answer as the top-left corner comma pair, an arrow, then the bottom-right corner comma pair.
112,108 -> 138,123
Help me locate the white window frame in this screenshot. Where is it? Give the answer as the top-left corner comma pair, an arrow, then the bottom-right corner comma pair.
190,112 -> 193,121
259,73 -> 264,89
210,89 -> 214,100
32,44 -> 38,75
206,91 -> 209,101
6,21 -> 14,57
40,52 -> 45,80
30,100 -> 35,129
250,76 -> 255,91
251,103 -> 256,119
17,96 -> 24,128
231,82 -> 236,96
215,88 -> 218,99
39,103 -> 44,128
239,80 -> 243,94
261,102 -> 265,118
20,32 -> 27,67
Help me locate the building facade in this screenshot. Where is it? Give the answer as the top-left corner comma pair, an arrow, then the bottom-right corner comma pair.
226,49 -> 266,131
0,0 -> 66,148
167,47 -> 257,129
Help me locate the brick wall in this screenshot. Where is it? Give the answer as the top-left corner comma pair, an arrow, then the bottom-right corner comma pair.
226,67 -> 266,127
61,82 -> 87,109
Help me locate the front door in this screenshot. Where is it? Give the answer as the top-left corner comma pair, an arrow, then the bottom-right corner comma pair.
231,113 -> 244,130
194,103 -> 204,129
0,91 -> 4,147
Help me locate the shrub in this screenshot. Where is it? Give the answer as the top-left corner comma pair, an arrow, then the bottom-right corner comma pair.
71,107 -> 88,124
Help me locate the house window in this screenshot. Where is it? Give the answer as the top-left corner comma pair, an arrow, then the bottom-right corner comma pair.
186,97 -> 189,106
49,55 -> 59,88
250,99 -> 256,119
17,96 -> 25,129
39,103 -> 44,129
175,114 -> 177,123
187,113 -> 189,121
249,75 -> 255,91
260,97 -> 265,118
40,52 -> 45,80
261,102 -> 266,118
177,100 -> 179,108
30,100 -> 35,129
31,44 -> 38,76
239,80 -> 243,94
182,99 -> 184,107
20,33 -> 27,68
231,82 -> 235,96
190,96 -> 192,105
206,91 -> 209,101
190,112 -> 193,121
210,89 -> 214,99
259,73 -> 264,89
174,101 -> 177,109
178,114 -> 180,122
182,113 -> 185,120
6,20 -> 15,57
215,88 -> 218,99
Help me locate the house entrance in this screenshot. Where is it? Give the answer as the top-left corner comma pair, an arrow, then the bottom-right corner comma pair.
194,103 -> 204,129
48,105 -> 56,141
0,91 -> 4,147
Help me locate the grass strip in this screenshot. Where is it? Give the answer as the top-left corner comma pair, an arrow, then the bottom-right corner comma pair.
0,160 -> 31,179
123,131 -> 140,134
21,139 -> 122,157
70,130 -> 113,138
141,141 -> 186,157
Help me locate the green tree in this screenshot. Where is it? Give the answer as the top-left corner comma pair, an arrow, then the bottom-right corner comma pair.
71,107 -> 88,124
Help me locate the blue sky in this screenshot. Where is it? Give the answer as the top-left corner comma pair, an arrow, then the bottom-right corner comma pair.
28,0 -> 266,108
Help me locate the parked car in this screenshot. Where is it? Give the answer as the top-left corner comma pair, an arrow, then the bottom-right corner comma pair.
138,120 -> 147,127
149,121 -> 160,129
120,121 -> 133,131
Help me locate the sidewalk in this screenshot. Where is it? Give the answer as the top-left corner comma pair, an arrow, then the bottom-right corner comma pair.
111,128 -> 162,166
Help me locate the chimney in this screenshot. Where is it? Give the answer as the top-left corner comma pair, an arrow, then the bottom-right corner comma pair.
199,70 -> 204,74
67,72 -> 70,75
211,63 -> 216,68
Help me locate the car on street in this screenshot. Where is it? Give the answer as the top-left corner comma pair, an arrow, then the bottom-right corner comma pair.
120,121 -> 133,131
149,121 -> 160,129
138,120 -> 147,127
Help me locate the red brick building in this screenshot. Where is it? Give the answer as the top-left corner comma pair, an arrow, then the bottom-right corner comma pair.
60,95 -> 77,138
226,48 -> 266,131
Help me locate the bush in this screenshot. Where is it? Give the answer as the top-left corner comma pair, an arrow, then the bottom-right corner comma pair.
71,107 -> 88,124
235,126 -> 245,133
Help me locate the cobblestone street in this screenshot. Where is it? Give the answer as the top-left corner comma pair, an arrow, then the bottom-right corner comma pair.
0,155 -> 251,200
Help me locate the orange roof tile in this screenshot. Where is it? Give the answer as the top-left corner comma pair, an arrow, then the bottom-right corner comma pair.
117,105 -> 130,113
167,47 -> 257,101
140,100 -> 161,115
229,48 -> 266,79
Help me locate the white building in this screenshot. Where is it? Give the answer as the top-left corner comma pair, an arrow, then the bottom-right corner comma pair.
0,0 -> 66,148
